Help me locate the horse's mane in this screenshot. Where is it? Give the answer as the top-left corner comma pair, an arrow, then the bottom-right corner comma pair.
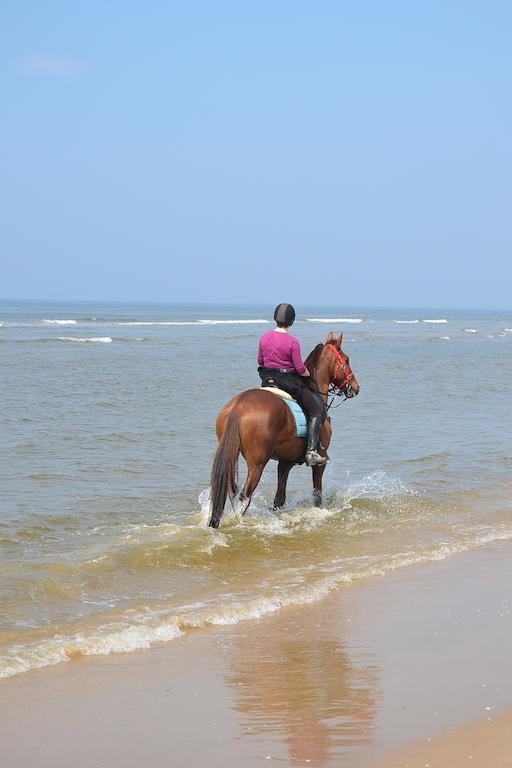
304,343 -> 324,371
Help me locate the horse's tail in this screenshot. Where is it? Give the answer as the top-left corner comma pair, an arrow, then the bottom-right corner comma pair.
208,411 -> 241,528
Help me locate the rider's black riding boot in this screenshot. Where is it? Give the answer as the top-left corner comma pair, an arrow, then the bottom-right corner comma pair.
305,415 -> 328,467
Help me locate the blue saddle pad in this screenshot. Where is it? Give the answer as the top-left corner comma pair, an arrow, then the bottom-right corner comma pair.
282,397 -> 308,438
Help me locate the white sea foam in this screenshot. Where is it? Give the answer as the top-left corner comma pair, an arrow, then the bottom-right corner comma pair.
0,322 -> 37,328
199,531 -> 230,555
42,319 -> 77,325
394,320 -> 420,324
439,336 -> 450,340
464,328 -> 478,333
197,473 -> 414,536
193,486 -> 247,528
58,336 -> 113,343
195,486 -> 339,534
244,504 -> 340,537
280,505 -> 340,532
422,319 -> 448,324
118,321 -> 198,325
0,618 -> 183,679
197,319 -> 269,325
307,318 -> 363,323
338,470 -> 412,503
117,319 -> 269,326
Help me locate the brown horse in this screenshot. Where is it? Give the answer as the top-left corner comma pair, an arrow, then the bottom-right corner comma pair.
208,331 -> 359,528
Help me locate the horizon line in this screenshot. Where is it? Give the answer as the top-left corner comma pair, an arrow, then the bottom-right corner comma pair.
0,297 -> 510,314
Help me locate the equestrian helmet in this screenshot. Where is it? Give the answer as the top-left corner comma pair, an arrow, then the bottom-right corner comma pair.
273,303 -> 296,326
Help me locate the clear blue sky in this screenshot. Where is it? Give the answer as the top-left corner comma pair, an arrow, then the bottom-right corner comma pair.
1,2 -> 510,309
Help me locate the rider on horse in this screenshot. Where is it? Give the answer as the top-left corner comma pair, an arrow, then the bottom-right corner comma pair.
257,303 -> 327,467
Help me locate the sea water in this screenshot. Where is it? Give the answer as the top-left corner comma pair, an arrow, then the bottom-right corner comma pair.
0,300 -> 511,677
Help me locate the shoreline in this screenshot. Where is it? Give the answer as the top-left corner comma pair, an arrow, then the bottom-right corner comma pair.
2,540 -> 512,766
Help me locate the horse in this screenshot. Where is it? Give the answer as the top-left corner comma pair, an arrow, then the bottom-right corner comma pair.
208,331 -> 359,528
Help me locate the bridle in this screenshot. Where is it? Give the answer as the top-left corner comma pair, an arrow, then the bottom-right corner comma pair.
327,343 -> 354,396
315,344 -> 355,409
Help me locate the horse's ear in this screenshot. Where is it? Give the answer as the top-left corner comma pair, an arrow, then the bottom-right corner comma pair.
337,332 -> 343,347
326,331 -> 334,343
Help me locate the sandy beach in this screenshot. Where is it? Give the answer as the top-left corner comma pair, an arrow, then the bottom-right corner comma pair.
374,710 -> 512,767
1,538 -> 511,767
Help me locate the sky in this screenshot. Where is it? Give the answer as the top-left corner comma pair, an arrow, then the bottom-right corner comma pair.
1,1 -> 511,309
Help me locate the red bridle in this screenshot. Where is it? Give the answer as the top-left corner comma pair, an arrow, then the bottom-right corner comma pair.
326,344 -> 354,396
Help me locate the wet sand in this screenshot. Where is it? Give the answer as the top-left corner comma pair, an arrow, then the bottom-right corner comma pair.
1,539 -> 512,767
374,709 -> 512,767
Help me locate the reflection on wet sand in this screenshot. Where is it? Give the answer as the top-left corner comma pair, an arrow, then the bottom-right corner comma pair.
223,602 -> 380,766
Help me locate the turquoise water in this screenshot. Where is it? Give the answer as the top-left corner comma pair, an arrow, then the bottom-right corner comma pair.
0,300 -> 511,677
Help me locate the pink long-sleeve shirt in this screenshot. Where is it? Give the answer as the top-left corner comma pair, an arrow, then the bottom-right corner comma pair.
257,330 -> 307,374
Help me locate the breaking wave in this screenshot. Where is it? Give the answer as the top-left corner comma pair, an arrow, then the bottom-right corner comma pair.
2,515 -> 511,679
57,336 -> 113,343
2,470 -> 511,680
307,318 -> 363,323
117,319 -> 269,326
41,319 -> 78,325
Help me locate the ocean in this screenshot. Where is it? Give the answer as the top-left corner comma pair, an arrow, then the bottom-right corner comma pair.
0,300 -> 511,678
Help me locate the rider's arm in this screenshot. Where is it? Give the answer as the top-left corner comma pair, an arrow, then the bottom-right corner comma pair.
257,338 -> 264,367
291,338 -> 310,376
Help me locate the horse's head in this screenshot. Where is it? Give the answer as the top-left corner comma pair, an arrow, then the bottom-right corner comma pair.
323,331 -> 360,398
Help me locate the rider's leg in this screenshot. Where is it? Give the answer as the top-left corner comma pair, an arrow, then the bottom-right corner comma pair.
264,371 -> 303,401
299,387 -> 328,467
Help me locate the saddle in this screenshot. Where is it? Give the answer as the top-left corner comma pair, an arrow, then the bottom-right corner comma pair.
261,385 -> 295,401
261,385 -> 307,438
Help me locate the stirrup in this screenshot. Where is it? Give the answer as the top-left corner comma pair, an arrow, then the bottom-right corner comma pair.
305,450 -> 329,467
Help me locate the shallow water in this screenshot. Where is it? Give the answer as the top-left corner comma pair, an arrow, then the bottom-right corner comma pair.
0,300 -> 511,677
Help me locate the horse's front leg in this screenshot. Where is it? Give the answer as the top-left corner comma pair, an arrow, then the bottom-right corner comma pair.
312,464 -> 326,507
273,460 -> 295,510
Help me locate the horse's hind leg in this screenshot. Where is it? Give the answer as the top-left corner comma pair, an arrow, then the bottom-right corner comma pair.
273,460 -> 294,510
239,460 -> 268,516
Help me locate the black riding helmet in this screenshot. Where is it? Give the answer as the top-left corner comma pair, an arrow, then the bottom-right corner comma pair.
273,303 -> 296,326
